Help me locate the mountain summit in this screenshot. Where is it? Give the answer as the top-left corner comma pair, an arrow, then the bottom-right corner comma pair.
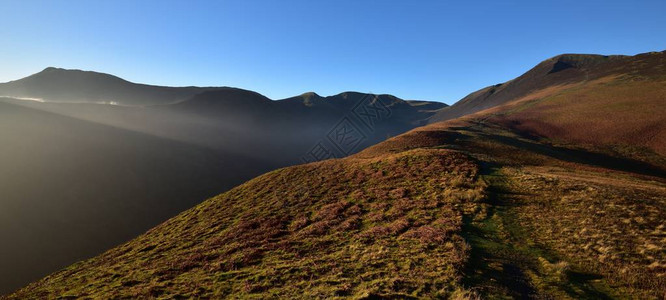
0,67 -> 211,106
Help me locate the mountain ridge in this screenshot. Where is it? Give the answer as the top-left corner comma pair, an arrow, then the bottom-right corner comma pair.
0,67 -> 448,109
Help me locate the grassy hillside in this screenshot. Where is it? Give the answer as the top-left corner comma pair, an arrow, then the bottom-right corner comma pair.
432,51 -> 666,129
6,52 -> 665,298
362,116 -> 665,298
8,147 -> 487,298
432,51 -> 666,160
8,115 -> 665,298
486,74 -> 666,158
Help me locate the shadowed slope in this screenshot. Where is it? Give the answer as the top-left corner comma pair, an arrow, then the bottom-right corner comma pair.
0,99 -> 274,294
0,73 -> 444,293
165,90 -> 446,164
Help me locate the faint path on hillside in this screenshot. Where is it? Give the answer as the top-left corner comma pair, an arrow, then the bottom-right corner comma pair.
527,166 -> 666,192
460,164 -> 620,299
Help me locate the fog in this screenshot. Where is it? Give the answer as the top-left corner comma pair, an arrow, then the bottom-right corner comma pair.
0,99 -> 277,292
0,90 -> 440,293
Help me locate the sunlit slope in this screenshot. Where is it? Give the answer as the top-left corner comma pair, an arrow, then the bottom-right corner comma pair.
485,74 -> 666,158
432,51 -> 666,157
9,147 -> 486,298
360,119 -> 665,298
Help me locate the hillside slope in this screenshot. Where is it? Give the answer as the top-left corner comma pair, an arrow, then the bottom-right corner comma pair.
432,51 -> 666,155
358,118 -> 666,298
0,72 -> 444,294
6,52 -> 665,298
433,51 -> 666,158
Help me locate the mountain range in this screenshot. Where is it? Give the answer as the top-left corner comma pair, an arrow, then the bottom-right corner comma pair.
0,70 -> 444,294
2,50 -> 666,298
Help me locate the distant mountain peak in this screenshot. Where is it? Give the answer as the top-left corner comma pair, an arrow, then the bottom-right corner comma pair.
38,66 -> 105,75
300,91 -> 321,98
0,67 -> 207,106
544,53 -> 624,74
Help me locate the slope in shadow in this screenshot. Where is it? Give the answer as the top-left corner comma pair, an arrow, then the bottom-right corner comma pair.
0,100 -> 273,294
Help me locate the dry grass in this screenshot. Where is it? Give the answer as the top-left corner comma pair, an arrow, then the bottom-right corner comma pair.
7,149 -> 487,299
506,166 -> 666,298
491,77 -> 666,157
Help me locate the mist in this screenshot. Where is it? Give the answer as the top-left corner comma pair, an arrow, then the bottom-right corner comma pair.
0,69 -> 443,293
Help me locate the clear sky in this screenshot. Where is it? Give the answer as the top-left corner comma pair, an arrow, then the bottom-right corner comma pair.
0,0 -> 664,104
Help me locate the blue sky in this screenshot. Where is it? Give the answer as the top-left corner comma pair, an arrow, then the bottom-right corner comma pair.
0,0 -> 664,104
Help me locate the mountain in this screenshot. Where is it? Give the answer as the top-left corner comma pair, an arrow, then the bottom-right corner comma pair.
0,70 -> 444,294
0,67 -> 213,106
431,51 -> 666,157
7,52 -> 664,298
